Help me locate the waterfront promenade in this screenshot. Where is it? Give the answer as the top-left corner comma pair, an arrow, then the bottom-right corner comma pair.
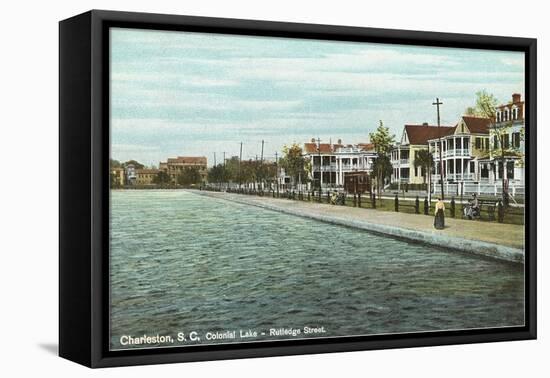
192,190 -> 525,263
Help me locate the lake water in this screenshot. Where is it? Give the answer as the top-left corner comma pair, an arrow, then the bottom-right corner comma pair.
110,190 -> 524,350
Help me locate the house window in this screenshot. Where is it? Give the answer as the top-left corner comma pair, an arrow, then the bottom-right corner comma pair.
493,135 -> 499,148
481,165 -> 489,178
470,161 -> 475,174
496,112 -> 501,123
475,138 -> 481,149
507,161 -> 515,179
512,132 -> 521,148
503,134 -> 510,149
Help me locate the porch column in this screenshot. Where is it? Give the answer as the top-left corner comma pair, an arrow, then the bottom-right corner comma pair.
320,156 -> 323,187
339,157 -> 343,186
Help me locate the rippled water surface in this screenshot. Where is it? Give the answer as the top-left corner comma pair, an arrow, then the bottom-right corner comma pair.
110,190 -> 524,350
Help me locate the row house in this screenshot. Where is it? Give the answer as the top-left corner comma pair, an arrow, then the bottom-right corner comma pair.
392,93 -> 525,193
110,167 -> 125,187
135,168 -> 159,185
428,94 -> 525,187
123,164 -> 160,186
487,93 -> 525,186
303,139 -> 377,189
391,123 -> 455,185
427,116 -> 492,183
159,156 -> 208,184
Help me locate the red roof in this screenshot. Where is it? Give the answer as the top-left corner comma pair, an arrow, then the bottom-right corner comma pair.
136,168 -> 159,174
404,124 -> 455,145
167,156 -> 207,164
357,143 -> 375,151
303,143 -> 333,154
461,116 -> 491,134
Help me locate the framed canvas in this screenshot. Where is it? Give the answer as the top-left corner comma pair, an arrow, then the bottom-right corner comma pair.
59,10 -> 537,368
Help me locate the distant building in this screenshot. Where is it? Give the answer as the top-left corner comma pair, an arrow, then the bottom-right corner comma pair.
303,139 -> 377,189
110,167 -> 125,187
125,164 -> 137,185
135,168 -> 159,185
159,156 -> 208,184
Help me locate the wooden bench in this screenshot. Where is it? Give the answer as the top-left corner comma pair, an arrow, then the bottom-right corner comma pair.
462,198 -> 499,220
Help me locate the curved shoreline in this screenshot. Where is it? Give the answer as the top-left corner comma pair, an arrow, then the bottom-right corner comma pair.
191,190 -> 524,264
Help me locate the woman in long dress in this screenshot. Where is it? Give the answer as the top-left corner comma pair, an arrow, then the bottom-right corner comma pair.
434,198 -> 445,229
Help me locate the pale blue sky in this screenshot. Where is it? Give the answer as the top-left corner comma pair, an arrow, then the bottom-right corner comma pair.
110,27 -> 525,167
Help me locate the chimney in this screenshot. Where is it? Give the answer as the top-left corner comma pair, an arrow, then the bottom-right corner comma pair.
512,93 -> 521,103
337,138 -> 342,144
422,122 -> 429,126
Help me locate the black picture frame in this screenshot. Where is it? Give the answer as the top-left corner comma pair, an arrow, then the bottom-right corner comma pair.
59,9 -> 537,368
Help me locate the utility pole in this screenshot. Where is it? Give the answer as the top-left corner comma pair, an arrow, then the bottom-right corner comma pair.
214,152 -> 217,166
275,151 -> 279,195
316,137 -> 322,200
260,140 -> 265,191
239,142 -> 243,189
223,151 -> 226,190
427,155 -> 432,204
260,140 -> 264,164
433,98 -> 445,200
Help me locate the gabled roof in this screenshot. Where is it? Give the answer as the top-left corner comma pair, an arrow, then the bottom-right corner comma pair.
404,124 -> 455,145
460,116 -> 491,134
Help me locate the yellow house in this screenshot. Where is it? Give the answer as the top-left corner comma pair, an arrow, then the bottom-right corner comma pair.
159,156 -> 208,184
392,123 -> 455,185
110,167 -> 125,187
428,116 -> 491,182
135,169 -> 159,185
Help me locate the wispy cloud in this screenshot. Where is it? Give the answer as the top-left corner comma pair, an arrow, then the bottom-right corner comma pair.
110,28 -> 525,166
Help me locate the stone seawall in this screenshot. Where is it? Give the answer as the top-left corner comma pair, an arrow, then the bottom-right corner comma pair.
192,190 -> 524,264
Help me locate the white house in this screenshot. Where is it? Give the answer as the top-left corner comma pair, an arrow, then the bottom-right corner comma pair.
303,139 -> 377,189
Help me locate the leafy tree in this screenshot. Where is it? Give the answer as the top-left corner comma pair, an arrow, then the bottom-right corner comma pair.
208,164 -> 229,187
110,172 -> 121,188
464,106 -> 477,116
371,155 -> 393,195
240,160 -> 259,188
467,90 -> 499,118
279,143 -> 309,188
369,120 -> 395,198
225,156 -> 241,184
177,167 -> 202,186
413,149 -> 434,189
122,160 -> 144,170
467,90 -> 521,206
152,170 -> 171,186
110,159 -> 122,169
